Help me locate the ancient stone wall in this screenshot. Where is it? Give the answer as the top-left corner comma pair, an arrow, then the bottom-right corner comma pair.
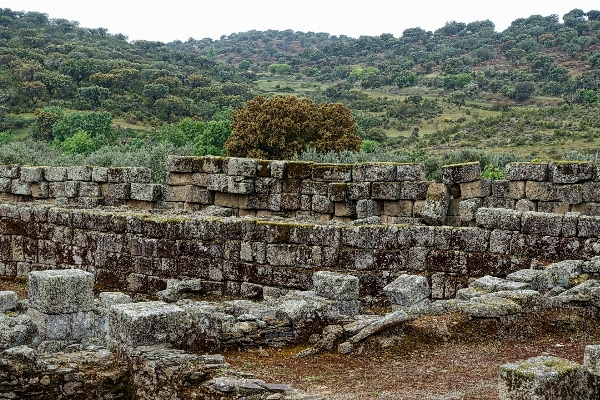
2,158 -> 600,226
2,202 -> 600,299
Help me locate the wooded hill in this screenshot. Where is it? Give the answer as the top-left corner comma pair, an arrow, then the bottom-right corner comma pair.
1,7 -> 600,176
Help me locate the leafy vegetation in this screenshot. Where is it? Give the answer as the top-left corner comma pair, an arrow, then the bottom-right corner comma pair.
1,6 -> 600,177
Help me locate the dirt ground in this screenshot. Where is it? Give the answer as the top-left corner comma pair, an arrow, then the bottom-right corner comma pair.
225,310 -> 600,400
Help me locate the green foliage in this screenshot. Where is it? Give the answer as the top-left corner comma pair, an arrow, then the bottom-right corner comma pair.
194,119 -> 231,156
62,130 -> 98,155
52,111 -> 113,142
268,63 -> 291,75
0,131 -> 15,145
77,85 -> 110,110
481,164 -> 506,180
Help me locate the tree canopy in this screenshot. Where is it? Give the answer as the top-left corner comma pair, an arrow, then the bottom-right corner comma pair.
225,95 -> 361,159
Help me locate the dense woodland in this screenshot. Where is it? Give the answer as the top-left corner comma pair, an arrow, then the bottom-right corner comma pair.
1,7 -> 600,181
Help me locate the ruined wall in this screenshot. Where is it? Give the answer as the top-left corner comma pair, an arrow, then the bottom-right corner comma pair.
2,158 -> 600,226
2,202 -> 600,299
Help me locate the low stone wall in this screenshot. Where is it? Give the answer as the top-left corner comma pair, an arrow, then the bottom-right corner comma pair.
2,158 -> 600,227
2,202 -> 600,298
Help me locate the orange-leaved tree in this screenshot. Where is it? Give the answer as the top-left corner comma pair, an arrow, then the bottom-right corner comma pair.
225,95 -> 361,160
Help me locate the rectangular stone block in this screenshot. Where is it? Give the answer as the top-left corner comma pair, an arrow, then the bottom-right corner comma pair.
28,269 -> 95,314
108,167 -> 152,183
162,186 -> 188,202
165,155 -> 194,173
372,182 -> 401,200
442,162 -> 480,185
352,163 -> 397,182
382,200 -> 413,217
130,183 -> 162,202
475,208 -> 522,231
347,182 -> 370,200
45,167 -> 67,182
227,176 -> 254,194
334,201 -> 356,217
521,211 -> 563,236
228,157 -> 257,177
92,167 -> 108,182
10,180 -> 31,195
101,183 -> 130,199
313,271 -> 359,300
165,172 -> 193,186
49,181 -> 79,198
255,177 -> 282,194
328,183 -> 347,202
78,182 -> 101,197
399,181 -> 428,200
505,162 -> 548,181
206,174 -> 228,191
195,156 -> 226,174
491,180 -> 509,198
558,184 -> 583,204
301,180 -> 329,196
108,301 -> 187,351
312,195 -> 333,214
499,356 -> 593,400
537,201 -> 569,214
526,181 -> 559,201
31,182 -> 48,198
459,180 -> 491,198
312,164 -> 352,182
0,178 -> 10,192
286,161 -> 314,179
396,164 -> 426,182
551,161 -> 593,184
0,165 -> 20,178
67,166 -> 92,181
187,186 -> 214,204
20,166 -> 44,182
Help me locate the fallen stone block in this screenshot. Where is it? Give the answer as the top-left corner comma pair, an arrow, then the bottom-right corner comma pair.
383,274 -> 430,307
313,271 -> 359,301
109,301 -> 188,352
443,296 -> 521,318
28,269 -> 95,314
506,269 -> 543,283
350,310 -> 412,343
470,275 -> 507,292
499,356 -> 596,400
530,260 -> 583,293
0,291 -> 18,312
99,292 -> 132,308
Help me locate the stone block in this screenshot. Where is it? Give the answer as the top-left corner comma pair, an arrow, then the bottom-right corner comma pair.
383,274 -> 430,307
195,156 -> 226,174
78,182 -> 101,197
10,180 -> 31,196
108,301 -> 187,352
399,181 -> 428,200
356,199 -> 380,219
67,166 -> 92,181
459,180 -> 491,198
475,208 -> 521,231
347,182 -> 370,200
530,260 -> 583,293
20,166 -> 44,183
371,182 -> 401,200
165,172 -> 193,186
521,211 -> 563,236
107,167 -> 152,183
584,345 -> 600,375
489,230 -> 512,254
515,199 -> 535,211
0,291 -> 18,312
313,271 -> 359,301
31,182 -> 49,198
492,180 -> 509,198
441,162 -> 480,185
335,201 -> 356,217
44,167 -> 67,182
558,184 -> 583,204
579,215 -> 600,237
507,181 -> 526,199
187,186 -> 214,204
505,162 -> 548,181
470,275 -> 507,291
421,183 -> 450,226
99,292 -> 132,308
255,177 -> 282,194
526,181 -> 559,201
27,308 -> 72,340
583,182 -> 600,203
206,174 -> 228,191
228,157 -> 257,177
499,356 -> 594,400
312,164 -> 352,182
240,282 -> 263,299
130,183 -> 162,202
49,181 -> 79,198
163,186 -> 189,202
551,161 -> 593,184
101,183 -> 130,199
286,161 -> 314,179
28,269 -> 95,314
537,201 -> 569,214
382,200 -> 413,217
301,180 -> 329,196
0,165 -> 20,178
459,198 -> 482,222
0,178 -> 10,192
312,195 -> 333,214
270,160 -> 286,179
91,167 -> 108,182
562,212 -> 579,237
165,156 -> 194,173
328,182 -> 347,202
396,164 -> 426,182
352,163 -> 397,182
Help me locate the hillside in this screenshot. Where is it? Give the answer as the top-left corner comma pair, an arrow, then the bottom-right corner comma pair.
1,7 -> 600,175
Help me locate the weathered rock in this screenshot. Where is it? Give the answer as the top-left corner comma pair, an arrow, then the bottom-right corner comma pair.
28,269 -> 95,314
350,310 -> 410,343
441,162 -> 481,185
421,183 -> 450,226
313,271 -> 359,301
499,356 -> 596,400
475,208 -> 522,231
0,291 -> 18,312
551,162 -> 593,184
530,261 -> 583,293
383,274 -> 430,307
505,162 -> 548,181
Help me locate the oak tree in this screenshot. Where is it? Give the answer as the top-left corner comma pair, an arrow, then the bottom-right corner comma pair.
225,95 -> 361,159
